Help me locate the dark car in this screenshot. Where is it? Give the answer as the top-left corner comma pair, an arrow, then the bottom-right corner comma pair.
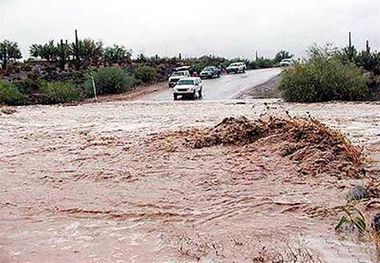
200,66 -> 220,79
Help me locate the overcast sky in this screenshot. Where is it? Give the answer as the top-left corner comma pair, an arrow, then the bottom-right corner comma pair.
0,0 -> 379,59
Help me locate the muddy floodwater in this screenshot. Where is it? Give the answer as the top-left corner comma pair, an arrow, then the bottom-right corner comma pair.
0,100 -> 379,262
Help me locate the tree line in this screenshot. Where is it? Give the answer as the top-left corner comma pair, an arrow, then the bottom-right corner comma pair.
0,30 -> 294,71
1,30 -> 132,70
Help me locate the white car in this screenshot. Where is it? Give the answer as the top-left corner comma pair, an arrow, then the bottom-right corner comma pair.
226,62 -> 247,74
173,77 -> 203,100
279,59 -> 294,67
168,70 -> 191,87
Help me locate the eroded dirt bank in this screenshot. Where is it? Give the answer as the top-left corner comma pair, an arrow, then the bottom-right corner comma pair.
0,100 -> 379,262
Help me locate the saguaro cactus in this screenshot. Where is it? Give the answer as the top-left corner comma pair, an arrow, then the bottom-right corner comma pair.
72,29 -> 81,70
366,40 -> 371,54
345,32 -> 355,62
57,39 -> 70,70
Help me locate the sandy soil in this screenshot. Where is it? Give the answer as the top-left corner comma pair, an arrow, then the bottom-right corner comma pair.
239,75 -> 281,99
0,100 -> 379,262
74,82 -> 167,105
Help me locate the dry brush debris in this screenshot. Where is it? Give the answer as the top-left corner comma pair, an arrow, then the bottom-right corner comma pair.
163,116 -> 364,178
0,106 -> 17,115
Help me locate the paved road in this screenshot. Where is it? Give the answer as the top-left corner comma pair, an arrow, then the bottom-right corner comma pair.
141,68 -> 282,101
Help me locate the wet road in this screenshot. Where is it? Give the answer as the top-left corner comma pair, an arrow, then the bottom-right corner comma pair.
141,68 -> 282,101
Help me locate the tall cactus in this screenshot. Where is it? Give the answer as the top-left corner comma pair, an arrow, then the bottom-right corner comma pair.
72,29 -> 81,70
366,40 -> 371,54
57,39 -> 69,70
344,32 -> 356,62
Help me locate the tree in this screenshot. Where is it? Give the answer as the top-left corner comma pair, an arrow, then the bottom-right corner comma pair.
274,50 -> 293,63
0,40 -> 22,69
104,45 -> 132,65
30,40 -> 57,61
79,39 -> 103,66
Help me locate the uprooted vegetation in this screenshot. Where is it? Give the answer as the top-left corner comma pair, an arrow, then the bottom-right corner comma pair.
163,116 -> 364,178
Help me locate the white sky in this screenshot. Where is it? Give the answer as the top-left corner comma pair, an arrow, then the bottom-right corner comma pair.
0,0 -> 379,59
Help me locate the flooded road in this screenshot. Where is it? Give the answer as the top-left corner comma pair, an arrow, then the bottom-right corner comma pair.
141,68 -> 282,101
0,100 -> 379,262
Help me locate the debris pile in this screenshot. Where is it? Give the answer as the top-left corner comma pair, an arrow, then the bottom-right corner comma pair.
0,106 -> 17,115
366,181 -> 380,198
183,116 -> 364,178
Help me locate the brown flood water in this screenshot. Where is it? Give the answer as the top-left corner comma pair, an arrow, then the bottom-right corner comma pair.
0,100 -> 379,262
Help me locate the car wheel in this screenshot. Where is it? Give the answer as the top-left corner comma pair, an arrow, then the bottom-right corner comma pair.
199,89 -> 203,98
193,92 -> 197,100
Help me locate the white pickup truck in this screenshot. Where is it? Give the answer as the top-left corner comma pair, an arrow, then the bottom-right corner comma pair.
173,77 -> 203,100
168,70 -> 191,87
226,62 -> 247,74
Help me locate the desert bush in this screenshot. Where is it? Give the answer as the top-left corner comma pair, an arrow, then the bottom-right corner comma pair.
39,81 -> 81,104
14,78 -> 44,104
252,58 -> 275,69
0,80 -> 24,105
134,65 -> 158,83
279,48 -> 370,102
85,67 -> 135,96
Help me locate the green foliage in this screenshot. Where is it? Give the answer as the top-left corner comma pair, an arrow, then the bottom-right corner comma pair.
0,40 -> 22,69
134,65 -> 158,83
39,81 -> 81,104
274,50 -> 293,63
354,50 -> 380,75
85,67 -> 135,96
80,39 -> 103,65
250,58 -> 275,69
0,80 -> 24,105
30,40 -> 57,61
104,45 -> 132,65
279,46 -> 370,102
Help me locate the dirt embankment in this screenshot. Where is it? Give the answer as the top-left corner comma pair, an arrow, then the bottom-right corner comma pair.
239,75 -> 281,99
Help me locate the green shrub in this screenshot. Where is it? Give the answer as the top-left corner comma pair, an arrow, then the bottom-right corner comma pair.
279,54 -> 370,102
134,65 -> 158,83
253,58 -> 275,69
85,67 -> 135,96
39,81 -> 81,104
0,80 -> 24,105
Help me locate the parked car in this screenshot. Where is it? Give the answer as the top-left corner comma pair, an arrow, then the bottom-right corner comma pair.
279,59 -> 294,67
200,66 -> 220,79
173,77 -> 203,100
168,70 -> 191,87
226,62 -> 246,74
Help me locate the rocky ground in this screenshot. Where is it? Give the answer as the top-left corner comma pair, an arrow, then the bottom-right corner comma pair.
0,100 -> 379,262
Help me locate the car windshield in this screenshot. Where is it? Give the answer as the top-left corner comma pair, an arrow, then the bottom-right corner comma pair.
172,72 -> 184,77
230,63 -> 240,67
177,80 -> 194,85
203,67 -> 213,71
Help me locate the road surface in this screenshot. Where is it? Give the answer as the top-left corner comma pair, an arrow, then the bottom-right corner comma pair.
141,68 -> 282,101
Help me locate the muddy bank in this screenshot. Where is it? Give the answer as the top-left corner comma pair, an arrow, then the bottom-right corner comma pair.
239,75 -> 281,99
0,100 -> 379,262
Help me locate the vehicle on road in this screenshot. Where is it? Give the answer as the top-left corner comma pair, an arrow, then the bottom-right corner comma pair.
173,77 -> 203,100
200,66 -> 221,79
168,70 -> 191,87
226,62 -> 246,74
279,59 -> 294,67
